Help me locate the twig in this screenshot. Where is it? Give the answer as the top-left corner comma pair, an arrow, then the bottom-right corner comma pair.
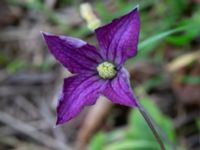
39,99 -> 67,143
0,111 -> 73,150
76,97 -> 113,150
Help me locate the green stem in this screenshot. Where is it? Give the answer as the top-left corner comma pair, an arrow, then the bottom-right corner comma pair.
135,100 -> 166,150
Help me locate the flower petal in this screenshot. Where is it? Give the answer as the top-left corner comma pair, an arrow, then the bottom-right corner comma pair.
56,74 -> 107,125
102,68 -> 137,107
42,32 -> 103,74
95,7 -> 140,65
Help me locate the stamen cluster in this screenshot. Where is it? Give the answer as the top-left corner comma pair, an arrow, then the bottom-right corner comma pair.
97,61 -> 117,79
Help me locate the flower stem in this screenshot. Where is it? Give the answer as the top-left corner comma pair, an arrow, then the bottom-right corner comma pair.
135,100 -> 166,150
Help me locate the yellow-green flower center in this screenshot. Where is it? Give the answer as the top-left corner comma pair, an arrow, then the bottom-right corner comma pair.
97,61 -> 117,79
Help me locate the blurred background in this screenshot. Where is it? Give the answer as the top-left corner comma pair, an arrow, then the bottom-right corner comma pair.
0,0 -> 200,150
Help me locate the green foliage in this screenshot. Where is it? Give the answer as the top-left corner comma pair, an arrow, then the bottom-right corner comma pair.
88,98 -> 178,150
197,119 -> 200,130
141,75 -> 164,92
123,1 -> 200,64
57,0 -> 74,7
167,7 -> 200,45
179,75 -> 200,85
95,0 -> 158,24
126,23 -> 199,65
0,52 -> 10,67
104,140 -> 159,150
88,132 -> 105,150
10,0 -> 64,25
6,60 -> 27,74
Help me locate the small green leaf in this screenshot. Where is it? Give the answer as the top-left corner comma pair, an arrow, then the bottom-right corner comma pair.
88,132 -> 105,150
6,60 -> 27,74
179,75 -> 200,85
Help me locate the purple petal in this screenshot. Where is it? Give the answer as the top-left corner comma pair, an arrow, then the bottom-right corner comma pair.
102,68 -> 137,107
56,74 -> 107,125
95,7 -> 140,65
42,32 -> 103,74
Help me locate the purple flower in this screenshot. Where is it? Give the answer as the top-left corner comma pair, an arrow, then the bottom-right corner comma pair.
42,7 -> 140,125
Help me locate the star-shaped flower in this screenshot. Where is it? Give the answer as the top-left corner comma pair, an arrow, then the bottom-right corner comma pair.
42,7 -> 140,125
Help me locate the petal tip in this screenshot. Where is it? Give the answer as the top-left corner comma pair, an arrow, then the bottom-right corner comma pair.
40,30 -> 44,34
41,31 -> 50,40
56,117 -> 64,126
41,31 -> 56,39
129,5 -> 140,15
41,31 -> 51,37
41,32 -> 58,44
53,124 -> 58,128
40,31 -> 47,35
135,4 -> 140,10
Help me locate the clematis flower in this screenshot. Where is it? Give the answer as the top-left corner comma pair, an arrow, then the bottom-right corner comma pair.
42,7 -> 140,125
